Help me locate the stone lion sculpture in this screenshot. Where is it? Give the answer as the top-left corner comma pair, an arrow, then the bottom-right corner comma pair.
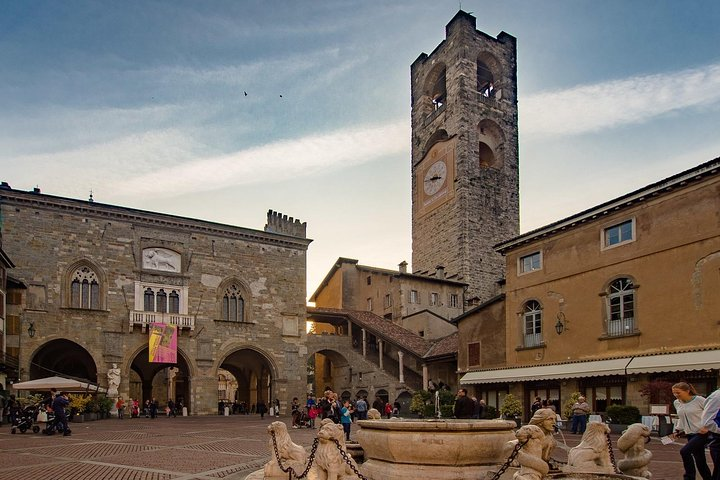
617,423 -> 652,479
263,421 -> 308,479
313,418 -> 359,480
512,424 -> 549,480
528,408 -> 557,463
366,408 -> 381,420
566,421 -> 615,474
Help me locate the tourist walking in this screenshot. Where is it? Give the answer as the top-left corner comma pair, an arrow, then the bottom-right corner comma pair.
672,382 -> 711,480
257,399 -> 267,419
699,387 -> 720,480
52,391 -> 71,436
570,396 -> 591,434
355,396 -> 368,420
149,398 -> 158,419
167,399 -> 176,417
341,400 -> 354,441
116,397 -> 125,419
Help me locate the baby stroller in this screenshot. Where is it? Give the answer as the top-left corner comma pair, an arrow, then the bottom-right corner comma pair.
42,410 -> 71,436
293,408 -> 312,428
11,404 -> 41,434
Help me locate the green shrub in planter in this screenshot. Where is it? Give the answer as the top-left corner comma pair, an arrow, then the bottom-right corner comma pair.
605,404 -> 640,425
440,405 -> 454,418
423,404 -> 436,418
483,405 -> 498,419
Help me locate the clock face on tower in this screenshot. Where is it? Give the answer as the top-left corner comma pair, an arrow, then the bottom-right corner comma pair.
423,160 -> 447,196
415,137 -> 456,217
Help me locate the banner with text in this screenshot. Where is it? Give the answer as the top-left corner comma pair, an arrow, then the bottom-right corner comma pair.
149,323 -> 177,363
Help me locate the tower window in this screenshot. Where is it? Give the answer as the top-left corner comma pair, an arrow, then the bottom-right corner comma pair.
477,61 -> 495,98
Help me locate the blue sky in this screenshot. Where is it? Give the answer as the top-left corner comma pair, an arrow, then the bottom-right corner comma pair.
2,0 -> 720,298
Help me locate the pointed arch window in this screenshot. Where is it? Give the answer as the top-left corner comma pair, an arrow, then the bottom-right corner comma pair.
222,284 -> 245,322
523,300 -> 543,347
70,266 -> 100,309
607,278 -> 635,336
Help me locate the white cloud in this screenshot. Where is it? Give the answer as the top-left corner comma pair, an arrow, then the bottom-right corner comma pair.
109,121 -> 409,199
523,62 -> 720,137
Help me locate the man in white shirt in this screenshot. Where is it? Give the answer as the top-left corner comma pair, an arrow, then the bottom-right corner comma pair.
699,388 -> 720,480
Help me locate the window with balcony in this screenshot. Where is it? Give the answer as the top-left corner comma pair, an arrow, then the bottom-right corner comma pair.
144,287 -> 181,314
603,219 -> 634,248
606,278 -> 635,336
519,251 -> 542,274
523,300 -> 543,347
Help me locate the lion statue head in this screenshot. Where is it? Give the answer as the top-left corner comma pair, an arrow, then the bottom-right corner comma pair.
315,418 -> 358,479
367,408 -> 381,420
618,423 -> 651,453
264,421 -> 307,479
617,423 -> 652,479
566,421 -> 614,474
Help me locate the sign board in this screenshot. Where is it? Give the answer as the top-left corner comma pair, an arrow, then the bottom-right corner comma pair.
649,404 -> 670,415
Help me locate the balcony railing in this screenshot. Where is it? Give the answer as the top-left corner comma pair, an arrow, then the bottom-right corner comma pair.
607,317 -> 635,337
129,311 -> 195,332
524,332 -> 543,348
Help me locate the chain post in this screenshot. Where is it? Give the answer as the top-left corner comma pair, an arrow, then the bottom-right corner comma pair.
488,439 -> 528,480
605,431 -> 620,474
333,439 -> 369,480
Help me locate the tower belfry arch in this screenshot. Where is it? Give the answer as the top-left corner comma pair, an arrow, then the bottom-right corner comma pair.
410,10 -> 519,304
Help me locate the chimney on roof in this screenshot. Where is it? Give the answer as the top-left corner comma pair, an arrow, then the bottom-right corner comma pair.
435,265 -> 446,279
0,182 -> 11,190
398,261 -> 408,274
32,186 -> 41,194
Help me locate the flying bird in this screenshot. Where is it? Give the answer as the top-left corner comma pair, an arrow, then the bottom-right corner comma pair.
244,91 -> 247,96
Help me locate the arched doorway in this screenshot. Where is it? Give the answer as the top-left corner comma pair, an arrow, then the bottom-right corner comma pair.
219,348 -> 275,412
30,339 -> 97,382
130,347 -> 190,413
308,349 -> 350,396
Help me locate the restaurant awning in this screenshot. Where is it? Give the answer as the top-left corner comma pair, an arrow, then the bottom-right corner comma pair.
460,350 -> 720,385
626,350 -> 720,374
460,358 -> 632,385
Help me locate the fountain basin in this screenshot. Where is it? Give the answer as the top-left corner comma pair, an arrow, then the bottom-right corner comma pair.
356,419 -> 516,480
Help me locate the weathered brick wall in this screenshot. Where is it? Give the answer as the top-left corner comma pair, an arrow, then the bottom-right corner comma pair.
0,189 -> 309,414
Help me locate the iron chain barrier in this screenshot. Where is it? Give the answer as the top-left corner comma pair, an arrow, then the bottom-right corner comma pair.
488,439 -> 528,480
270,430 -> 367,480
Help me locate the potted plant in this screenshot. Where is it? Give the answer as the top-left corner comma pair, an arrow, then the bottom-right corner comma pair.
605,404 -> 641,434
500,394 -> 523,427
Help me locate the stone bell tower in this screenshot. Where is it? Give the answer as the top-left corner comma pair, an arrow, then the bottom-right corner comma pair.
410,11 -> 519,304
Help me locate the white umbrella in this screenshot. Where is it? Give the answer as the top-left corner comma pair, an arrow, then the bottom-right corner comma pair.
11,376 -> 106,393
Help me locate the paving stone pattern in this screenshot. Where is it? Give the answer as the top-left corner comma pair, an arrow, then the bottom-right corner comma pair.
0,416 -> 695,479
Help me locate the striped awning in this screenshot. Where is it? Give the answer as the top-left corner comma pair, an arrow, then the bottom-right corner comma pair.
460,350 -> 720,385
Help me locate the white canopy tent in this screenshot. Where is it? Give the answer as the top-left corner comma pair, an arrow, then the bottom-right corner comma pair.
11,376 -> 107,393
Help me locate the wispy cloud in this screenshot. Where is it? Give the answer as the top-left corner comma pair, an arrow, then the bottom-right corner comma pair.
108,121 -> 409,199
523,62 -> 720,137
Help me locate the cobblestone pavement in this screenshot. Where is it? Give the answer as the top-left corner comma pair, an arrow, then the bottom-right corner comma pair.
0,416 -> 700,479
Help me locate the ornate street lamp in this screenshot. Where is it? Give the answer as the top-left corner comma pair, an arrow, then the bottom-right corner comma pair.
554,312 -> 567,335
27,321 -> 36,338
